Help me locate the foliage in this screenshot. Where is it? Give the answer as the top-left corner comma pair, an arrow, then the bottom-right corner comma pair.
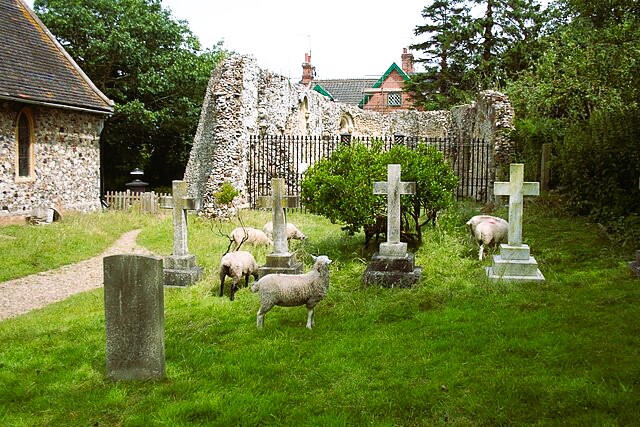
33,0 -> 226,190
1,207 -> 640,425
409,0 -> 550,109
300,142 -> 457,244
213,182 -> 240,206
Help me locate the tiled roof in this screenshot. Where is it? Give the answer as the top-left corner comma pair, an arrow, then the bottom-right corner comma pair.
312,78 -> 378,105
0,0 -> 113,114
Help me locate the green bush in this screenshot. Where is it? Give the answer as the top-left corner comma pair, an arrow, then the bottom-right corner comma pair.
300,142 -> 458,245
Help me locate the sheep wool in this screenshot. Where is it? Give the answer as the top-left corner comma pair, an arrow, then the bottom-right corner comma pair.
263,222 -> 307,240
466,215 -> 509,260
219,251 -> 260,301
229,227 -> 273,249
251,255 -> 331,329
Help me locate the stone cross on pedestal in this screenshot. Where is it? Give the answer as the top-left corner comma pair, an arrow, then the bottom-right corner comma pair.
373,164 -> 416,257
364,164 -> 422,288
486,163 -> 544,282
257,177 -> 303,277
494,163 -> 539,246
159,180 -> 203,286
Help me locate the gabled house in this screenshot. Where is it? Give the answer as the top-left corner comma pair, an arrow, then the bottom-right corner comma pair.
302,48 -> 417,113
0,0 -> 113,222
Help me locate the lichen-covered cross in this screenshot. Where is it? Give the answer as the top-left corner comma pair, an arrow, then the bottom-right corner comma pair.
159,180 -> 200,257
258,178 -> 299,255
494,163 -> 539,246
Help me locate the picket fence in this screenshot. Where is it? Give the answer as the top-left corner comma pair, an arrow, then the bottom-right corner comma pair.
103,190 -> 170,214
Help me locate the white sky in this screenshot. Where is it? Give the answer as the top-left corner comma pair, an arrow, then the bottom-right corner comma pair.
160,0 -> 427,80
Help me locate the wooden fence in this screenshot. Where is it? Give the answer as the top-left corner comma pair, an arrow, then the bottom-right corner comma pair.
103,191 -> 170,214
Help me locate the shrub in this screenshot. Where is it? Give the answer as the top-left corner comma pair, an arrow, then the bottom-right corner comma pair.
300,142 -> 458,245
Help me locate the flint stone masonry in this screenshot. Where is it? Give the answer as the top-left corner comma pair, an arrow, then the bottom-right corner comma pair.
0,102 -> 104,221
184,55 -> 515,216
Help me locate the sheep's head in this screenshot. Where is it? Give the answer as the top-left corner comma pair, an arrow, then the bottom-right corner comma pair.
311,255 -> 332,269
293,229 -> 307,240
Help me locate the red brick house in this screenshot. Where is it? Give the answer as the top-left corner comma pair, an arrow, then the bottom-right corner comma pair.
0,0 -> 113,221
302,48 -> 417,113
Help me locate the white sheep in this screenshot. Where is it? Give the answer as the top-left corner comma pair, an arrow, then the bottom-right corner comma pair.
229,227 -> 273,250
263,221 -> 307,241
251,255 -> 332,329
219,251 -> 260,301
466,215 -> 509,260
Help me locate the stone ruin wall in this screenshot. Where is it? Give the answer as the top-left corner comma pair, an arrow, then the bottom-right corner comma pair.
0,102 -> 104,221
185,55 -> 514,215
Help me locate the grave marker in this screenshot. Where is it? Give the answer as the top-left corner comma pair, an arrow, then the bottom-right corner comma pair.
364,164 -> 422,287
486,164 -> 544,282
257,178 -> 303,277
104,254 -> 165,381
160,180 -> 203,286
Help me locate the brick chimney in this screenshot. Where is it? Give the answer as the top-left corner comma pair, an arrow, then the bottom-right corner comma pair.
401,48 -> 414,74
301,53 -> 314,85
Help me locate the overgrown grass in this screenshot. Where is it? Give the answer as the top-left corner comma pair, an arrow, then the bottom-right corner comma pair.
1,203 -> 639,425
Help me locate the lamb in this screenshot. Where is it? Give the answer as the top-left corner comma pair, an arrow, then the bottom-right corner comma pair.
466,215 -> 509,260
219,251 -> 260,301
251,255 -> 332,329
263,221 -> 307,241
229,227 -> 273,250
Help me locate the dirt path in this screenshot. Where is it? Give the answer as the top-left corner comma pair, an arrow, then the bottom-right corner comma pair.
0,229 -> 154,322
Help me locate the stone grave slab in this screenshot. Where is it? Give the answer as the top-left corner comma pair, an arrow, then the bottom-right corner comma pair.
104,254 -> 165,381
629,250 -> 640,278
159,180 -> 203,286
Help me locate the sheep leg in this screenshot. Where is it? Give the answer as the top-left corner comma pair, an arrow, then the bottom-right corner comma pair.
306,307 -> 314,329
244,273 -> 250,288
219,269 -> 227,297
230,279 -> 239,301
256,304 -> 272,329
479,244 -> 485,261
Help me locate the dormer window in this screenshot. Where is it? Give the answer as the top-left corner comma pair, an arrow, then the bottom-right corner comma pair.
387,92 -> 402,106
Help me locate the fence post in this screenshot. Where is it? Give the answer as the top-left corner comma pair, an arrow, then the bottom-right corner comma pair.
340,133 -> 352,146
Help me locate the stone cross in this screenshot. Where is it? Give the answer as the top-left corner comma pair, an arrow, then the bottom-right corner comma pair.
494,163 -> 539,246
104,254 -> 165,381
160,180 -> 200,256
258,178 -> 299,255
373,164 -> 416,257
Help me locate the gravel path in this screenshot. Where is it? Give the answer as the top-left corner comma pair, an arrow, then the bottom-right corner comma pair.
0,229 -> 154,322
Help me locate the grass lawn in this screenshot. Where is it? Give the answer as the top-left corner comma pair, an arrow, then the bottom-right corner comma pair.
0,202 -> 638,426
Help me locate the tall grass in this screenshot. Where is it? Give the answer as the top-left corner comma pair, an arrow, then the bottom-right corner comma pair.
1,203 -> 639,425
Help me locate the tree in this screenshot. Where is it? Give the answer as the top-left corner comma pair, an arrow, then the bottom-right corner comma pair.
300,142 -> 458,245
409,0 -> 549,109
33,0 -> 225,190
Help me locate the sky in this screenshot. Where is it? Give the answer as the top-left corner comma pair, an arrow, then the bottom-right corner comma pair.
160,0 -> 428,80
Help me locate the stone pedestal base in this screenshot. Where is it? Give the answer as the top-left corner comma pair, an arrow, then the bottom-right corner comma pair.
163,254 -> 203,287
363,252 -> 422,288
629,250 -> 640,278
258,252 -> 303,278
485,244 -> 545,283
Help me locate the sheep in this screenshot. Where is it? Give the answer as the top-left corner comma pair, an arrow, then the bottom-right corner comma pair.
229,227 -> 273,250
251,255 -> 332,329
466,215 -> 509,260
219,251 -> 260,301
263,221 -> 307,241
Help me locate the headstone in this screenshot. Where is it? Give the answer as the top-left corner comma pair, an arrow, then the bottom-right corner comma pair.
486,163 -> 545,282
159,180 -> 203,286
364,164 -> 422,287
104,254 -> 165,381
257,178 -> 303,277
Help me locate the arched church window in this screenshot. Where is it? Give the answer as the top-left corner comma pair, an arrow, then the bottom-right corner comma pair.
16,108 -> 34,180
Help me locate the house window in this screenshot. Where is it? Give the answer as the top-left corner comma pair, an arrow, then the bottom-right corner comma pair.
16,109 -> 34,180
387,92 -> 402,106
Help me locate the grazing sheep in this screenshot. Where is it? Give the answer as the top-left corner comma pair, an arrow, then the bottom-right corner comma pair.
229,227 -> 273,250
219,251 -> 260,301
466,215 -> 509,260
263,222 -> 307,241
251,255 -> 332,329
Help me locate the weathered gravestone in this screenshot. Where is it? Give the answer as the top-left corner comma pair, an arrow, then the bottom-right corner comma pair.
485,163 -> 545,282
160,180 -> 203,286
364,164 -> 422,287
257,177 -> 303,278
104,254 -> 165,381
